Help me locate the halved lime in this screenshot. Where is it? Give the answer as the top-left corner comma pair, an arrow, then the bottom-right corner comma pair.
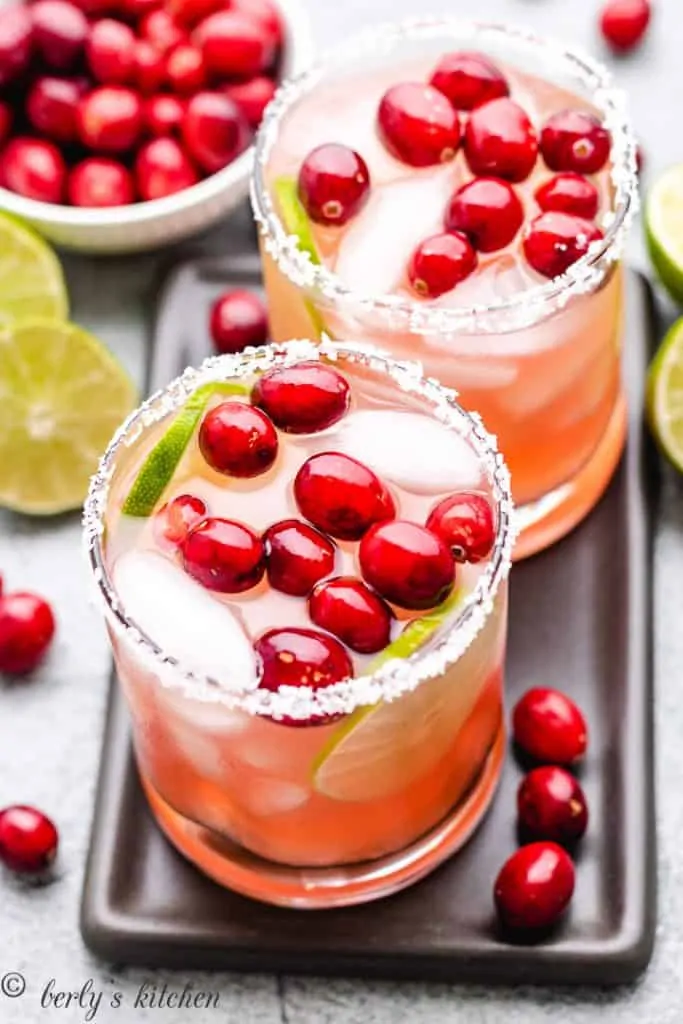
0,319 -> 137,514
122,381 -> 249,517
0,214 -> 68,327
646,164 -> 683,304
273,177 -> 329,339
647,317 -> 683,472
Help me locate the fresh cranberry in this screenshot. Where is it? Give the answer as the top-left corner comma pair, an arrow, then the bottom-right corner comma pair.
135,137 -> 198,200
232,0 -> 283,47
69,157 -> 135,206
445,177 -> 524,253
134,40 -> 166,95
181,91 -> 249,174
517,766 -> 589,845
251,361 -> 350,434
0,102 -> 11,148
168,0 -> 224,29
264,519 -> 336,597
359,520 -> 455,610
494,842 -> 575,932
535,172 -> 599,219
166,43 -> 206,94
0,5 -> 33,88
122,0 -> 162,18
0,806 -> 58,874
0,592 -> 55,674
32,0 -> 88,70
193,10 -> 275,79
210,288 -> 268,353
255,627 -> 353,707
524,211 -> 603,279
144,94 -> 185,137
378,82 -> 461,167
87,19 -> 136,84
295,453 -> 395,542
153,493 -> 207,550
182,517 -> 265,593
430,51 -> 509,111
298,144 -> 371,227
540,110 -> 611,175
465,97 -> 538,182
27,77 -> 81,144
512,687 -> 588,765
408,231 -> 477,297
140,8 -> 186,54
224,75 -> 276,128
199,401 -> 278,478
309,577 -> 392,654
426,491 -> 496,563
69,0 -> 111,14
78,86 -> 143,153
0,139 -> 66,204
600,0 -> 651,51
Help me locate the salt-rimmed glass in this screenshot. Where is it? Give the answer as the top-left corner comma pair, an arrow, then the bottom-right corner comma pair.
84,340 -> 514,908
251,18 -> 639,560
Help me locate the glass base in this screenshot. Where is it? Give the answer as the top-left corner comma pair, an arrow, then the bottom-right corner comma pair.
140,723 -> 506,909
513,390 -> 627,561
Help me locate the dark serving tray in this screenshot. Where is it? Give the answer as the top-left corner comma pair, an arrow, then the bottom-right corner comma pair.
81,259 -> 657,986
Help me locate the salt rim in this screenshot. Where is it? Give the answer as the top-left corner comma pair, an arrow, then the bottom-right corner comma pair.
83,339 -> 515,721
250,17 -> 639,336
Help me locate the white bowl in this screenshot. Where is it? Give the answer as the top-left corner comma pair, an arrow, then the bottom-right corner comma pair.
0,0 -> 313,254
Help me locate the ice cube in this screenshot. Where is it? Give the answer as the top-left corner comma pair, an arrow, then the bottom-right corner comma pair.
113,551 -> 258,692
242,777 -> 310,816
158,686 -> 250,734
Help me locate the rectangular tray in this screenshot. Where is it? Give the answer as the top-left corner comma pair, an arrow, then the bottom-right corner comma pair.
81,260 -> 657,986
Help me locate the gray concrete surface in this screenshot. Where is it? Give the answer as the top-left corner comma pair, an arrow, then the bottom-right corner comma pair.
1,0 -> 681,1020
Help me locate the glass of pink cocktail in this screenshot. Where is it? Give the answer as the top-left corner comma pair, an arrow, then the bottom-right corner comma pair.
251,19 -> 638,560
84,340 -> 513,908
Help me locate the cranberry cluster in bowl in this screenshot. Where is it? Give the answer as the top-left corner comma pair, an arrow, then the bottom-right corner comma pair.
0,0 -> 310,252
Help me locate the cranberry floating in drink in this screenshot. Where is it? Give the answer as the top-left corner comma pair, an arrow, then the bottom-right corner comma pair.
85,341 -> 513,908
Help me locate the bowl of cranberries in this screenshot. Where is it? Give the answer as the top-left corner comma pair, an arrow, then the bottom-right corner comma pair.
0,0 -> 311,252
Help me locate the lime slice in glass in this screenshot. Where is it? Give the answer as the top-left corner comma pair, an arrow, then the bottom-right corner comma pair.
0,319 -> 136,514
122,381 -> 249,517
646,164 -> 683,304
0,214 -> 68,327
647,316 -> 683,472
273,177 -> 329,339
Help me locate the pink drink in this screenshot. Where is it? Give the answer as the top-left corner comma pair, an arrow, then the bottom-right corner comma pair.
85,342 -> 513,907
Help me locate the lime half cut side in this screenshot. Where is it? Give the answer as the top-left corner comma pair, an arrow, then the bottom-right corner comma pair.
122,381 -> 249,517
0,214 -> 68,327
0,319 -> 137,515
273,177 -> 330,339
647,317 -> 683,472
646,164 -> 683,304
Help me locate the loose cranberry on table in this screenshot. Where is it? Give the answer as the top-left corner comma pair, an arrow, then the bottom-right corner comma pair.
154,493 -> 207,551
540,110 -> 611,175
69,157 -> 135,207
224,75 -> 277,129
140,8 -> 186,54
600,0 -> 652,52
430,51 -> 509,111
512,687 -> 588,765
27,77 -> 81,144
210,288 -> 268,353
135,137 -> 198,200
181,91 -> 249,174
518,766 -> 589,845
199,401 -> 278,478
193,10 -> 276,79
144,94 -> 185,137
0,806 -> 58,874
465,97 -> 538,182
309,577 -> 392,655
524,212 -> 603,279
408,232 -> 477,298
535,172 -> 600,220
494,842 -> 575,932
0,138 -> 66,204
377,82 -> 461,167
426,492 -> 496,563
360,520 -> 455,610
31,0 -> 88,72
0,591 -> 55,674
252,361 -> 350,434
255,627 -> 352,714
295,453 -> 395,542
0,5 -> 33,88
87,19 -> 136,85
77,86 -> 143,153
264,519 -> 335,597
445,177 -> 524,253
182,516 -> 265,593
166,43 -> 207,95
298,144 -> 371,227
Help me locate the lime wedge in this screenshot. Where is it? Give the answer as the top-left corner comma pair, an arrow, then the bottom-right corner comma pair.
0,214 -> 68,327
647,316 -> 683,472
646,164 -> 683,304
273,177 -> 329,339
0,319 -> 136,515
122,381 -> 249,517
